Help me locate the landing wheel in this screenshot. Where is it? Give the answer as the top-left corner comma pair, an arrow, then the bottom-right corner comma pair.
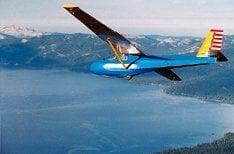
124,75 -> 133,80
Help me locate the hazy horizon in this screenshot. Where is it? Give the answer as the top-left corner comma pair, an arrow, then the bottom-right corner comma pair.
0,0 -> 234,36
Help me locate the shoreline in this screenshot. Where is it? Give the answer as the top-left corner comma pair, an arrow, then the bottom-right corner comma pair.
164,88 -> 234,105
157,132 -> 234,154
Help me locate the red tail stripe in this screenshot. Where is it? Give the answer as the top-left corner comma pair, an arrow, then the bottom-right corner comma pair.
214,34 -> 223,36
213,41 -> 223,44
211,29 -> 224,32
213,38 -> 223,40
211,46 -> 222,48
211,46 -> 222,49
212,42 -> 223,45
213,38 -> 223,41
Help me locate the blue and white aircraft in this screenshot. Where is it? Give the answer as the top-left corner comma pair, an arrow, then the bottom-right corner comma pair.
63,3 -> 228,81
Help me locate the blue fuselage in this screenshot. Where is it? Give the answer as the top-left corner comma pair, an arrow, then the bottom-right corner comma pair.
90,55 -> 217,78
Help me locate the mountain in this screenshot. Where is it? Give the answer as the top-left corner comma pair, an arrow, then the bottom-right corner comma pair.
0,31 -> 202,69
0,25 -> 43,38
0,28 -> 234,104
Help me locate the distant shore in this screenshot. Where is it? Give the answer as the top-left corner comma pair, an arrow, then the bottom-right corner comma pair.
165,89 -> 234,105
157,132 -> 234,154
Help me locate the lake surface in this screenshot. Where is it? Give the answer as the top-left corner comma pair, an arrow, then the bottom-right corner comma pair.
1,69 -> 234,154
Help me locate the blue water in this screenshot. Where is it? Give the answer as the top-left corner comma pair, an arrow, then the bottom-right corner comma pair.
1,69 -> 234,154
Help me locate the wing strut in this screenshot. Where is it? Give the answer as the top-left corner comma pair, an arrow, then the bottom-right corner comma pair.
107,39 -> 127,69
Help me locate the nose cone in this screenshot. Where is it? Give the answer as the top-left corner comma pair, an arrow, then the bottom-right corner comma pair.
90,60 -> 105,75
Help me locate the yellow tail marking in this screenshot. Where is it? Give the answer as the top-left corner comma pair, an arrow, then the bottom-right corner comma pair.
107,39 -> 126,69
196,31 -> 214,57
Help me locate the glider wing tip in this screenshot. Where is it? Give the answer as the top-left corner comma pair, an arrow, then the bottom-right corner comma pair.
63,3 -> 77,9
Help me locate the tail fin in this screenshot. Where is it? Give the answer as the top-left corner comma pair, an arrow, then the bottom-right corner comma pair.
196,29 -> 228,62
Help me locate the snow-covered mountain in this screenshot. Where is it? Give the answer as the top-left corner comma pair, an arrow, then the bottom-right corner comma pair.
0,25 -> 43,38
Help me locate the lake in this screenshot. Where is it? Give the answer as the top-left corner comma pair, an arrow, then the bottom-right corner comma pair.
1,69 -> 234,154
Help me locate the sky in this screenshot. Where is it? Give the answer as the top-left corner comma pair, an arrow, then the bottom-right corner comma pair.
0,0 -> 234,36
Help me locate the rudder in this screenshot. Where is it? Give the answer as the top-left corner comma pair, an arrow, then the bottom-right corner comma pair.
196,29 -> 228,62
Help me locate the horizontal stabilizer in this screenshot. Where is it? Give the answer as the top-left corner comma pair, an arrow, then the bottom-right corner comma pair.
155,68 -> 181,81
215,52 -> 228,62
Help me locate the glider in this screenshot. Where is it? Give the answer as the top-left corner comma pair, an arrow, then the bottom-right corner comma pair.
63,3 -> 228,81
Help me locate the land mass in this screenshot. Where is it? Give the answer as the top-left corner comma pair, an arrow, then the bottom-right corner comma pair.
1,26 -> 234,104
157,133 -> 234,154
